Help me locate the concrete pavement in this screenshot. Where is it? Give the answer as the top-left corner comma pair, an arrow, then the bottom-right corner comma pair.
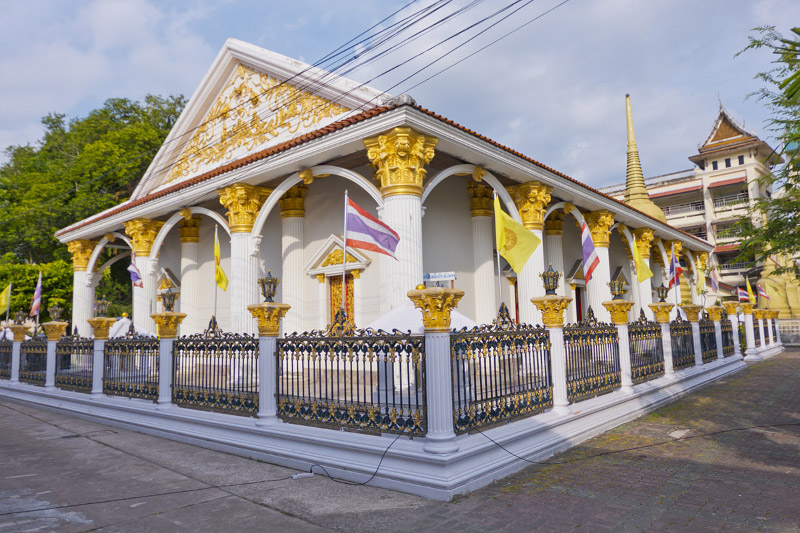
1,350 -> 798,531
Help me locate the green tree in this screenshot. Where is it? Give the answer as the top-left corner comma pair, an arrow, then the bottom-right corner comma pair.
736,27 -> 800,276
0,254 -> 73,323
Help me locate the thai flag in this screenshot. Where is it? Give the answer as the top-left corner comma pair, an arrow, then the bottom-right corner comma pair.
128,261 -> 144,288
758,283 -> 770,300
29,272 -> 42,317
580,220 -> 600,282
737,288 -> 749,302
668,243 -> 683,289
345,198 -> 400,259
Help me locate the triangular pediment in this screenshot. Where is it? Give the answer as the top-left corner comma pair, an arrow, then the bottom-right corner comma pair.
306,235 -> 372,277
157,267 -> 180,293
131,39 -> 388,200
701,108 -> 756,149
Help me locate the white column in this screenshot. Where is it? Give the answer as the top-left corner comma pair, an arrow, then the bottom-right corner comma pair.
91,339 -> 105,396
544,233 -> 566,298
230,233 -> 259,334
743,312 -> 758,359
72,270 -> 93,337
714,319 -> 724,360
45,340 -> 56,390
517,229 -> 545,324
10,341 -> 20,383
472,215 -> 495,323
617,323 -> 633,392
660,322 -> 674,376
281,215 -> 304,334
132,254 -> 156,334
179,239 -> 200,335
638,257 -> 654,320
157,338 -> 174,409
775,317 -> 782,345
257,336 -> 279,426
691,321 -> 703,366
766,317 -> 774,346
728,312 -> 742,358
423,330 -> 458,454
757,317 -> 766,352
381,194 -> 423,314
548,326 -> 570,414
587,247 -> 612,322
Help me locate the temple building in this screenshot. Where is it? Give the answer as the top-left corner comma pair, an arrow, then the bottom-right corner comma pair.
601,106 -> 800,319
57,39 -> 713,336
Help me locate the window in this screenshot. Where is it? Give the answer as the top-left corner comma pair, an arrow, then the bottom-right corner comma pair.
738,155 -> 745,165
725,158 -> 731,168
712,161 -> 718,170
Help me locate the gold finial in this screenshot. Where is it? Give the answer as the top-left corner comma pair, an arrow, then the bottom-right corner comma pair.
624,95 -> 666,223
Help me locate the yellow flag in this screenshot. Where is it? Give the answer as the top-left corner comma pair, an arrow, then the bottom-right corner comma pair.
0,283 -> 10,315
494,196 -> 541,274
214,227 -> 228,291
746,277 -> 755,302
632,237 -> 653,283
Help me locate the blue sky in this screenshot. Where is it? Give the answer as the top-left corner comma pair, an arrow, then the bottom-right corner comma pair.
1,0 -> 799,188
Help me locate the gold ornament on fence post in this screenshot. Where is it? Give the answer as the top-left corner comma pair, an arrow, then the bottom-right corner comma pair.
680,303 -> 703,322
648,302 -> 674,324
602,300 -> 634,326
150,289 -> 187,339
705,305 -> 724,322
407,285 -> 464,332
530,266 -> 572,328
722,301 -> 739,316
8,318 -> 30,342
739,303 -> 754,315
248,303 -> 291,337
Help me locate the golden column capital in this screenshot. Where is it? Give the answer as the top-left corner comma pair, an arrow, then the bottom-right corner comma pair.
66,240 -> 98,271
722,302 -> 739,315
633,228 -> 654,259
667,240 -> 683,262
217,183 -> 273,233
680,304 -> 703,322
407,286 -> 464,332
740,302 -> 755,315
531,296 -> 572,327
602,300 -> 634,325
279,184 -> 308,218
466,182 -> 492,217
178,212 -> 201,243
87,317 -> 117,340
42,321 -> 69,341
247,302 -> 291,337
8,324 -> 30,342
151,312 -> 187,339
752,309 -> 765,320
123,219 -> 165,256
585,210 -> 616,247
364,126 -> 438,198
544,210 -> 565,236
506,181 -> 552,230
705,305 -> 724,321
648,302 -> 674,324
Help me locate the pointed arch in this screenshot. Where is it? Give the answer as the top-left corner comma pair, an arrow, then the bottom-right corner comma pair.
249,165 -> 382,238
422,164 -> 522,223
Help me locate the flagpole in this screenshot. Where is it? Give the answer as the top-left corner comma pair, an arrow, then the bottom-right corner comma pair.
5,282 -> 10,323
493,192 -> 504,310
342,190 -> 349,320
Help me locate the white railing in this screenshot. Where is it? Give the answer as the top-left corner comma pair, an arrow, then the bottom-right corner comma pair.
713,193 -> 749,209
663,201 -> 705,216
719,261 -> 755,271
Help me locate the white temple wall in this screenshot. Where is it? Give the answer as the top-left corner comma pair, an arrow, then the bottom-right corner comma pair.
302,177 -> 382,332
421,179 -> 476,322
157,230 -> 181,312
257,208 -> 283,298
195,217 -> 231,331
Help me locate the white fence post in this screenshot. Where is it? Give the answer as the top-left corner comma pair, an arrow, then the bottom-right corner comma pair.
532,293 -> 573,414
603,300 -> 634,393
248,302 -> 290,427
151,312 -> 187,409
649,303 -> 674,376
88,317 -> 116,397
723,302 -> 742,358
681,304 -> 703,366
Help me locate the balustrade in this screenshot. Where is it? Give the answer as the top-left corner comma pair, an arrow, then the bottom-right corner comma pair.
563,307 -> 621,403
628,311 -> 664,384
55,336 -> 94,393
670,316 -> 695,370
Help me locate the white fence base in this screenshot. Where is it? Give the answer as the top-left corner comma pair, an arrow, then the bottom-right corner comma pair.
0,354 -> 749,501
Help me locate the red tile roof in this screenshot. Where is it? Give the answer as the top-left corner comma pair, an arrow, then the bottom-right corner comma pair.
709,176 -> 746,188
649,185 -> 702,199
714,243 -> 740,253
56,103 -> 709,247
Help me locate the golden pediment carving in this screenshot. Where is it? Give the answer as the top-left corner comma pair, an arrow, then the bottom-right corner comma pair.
165,64 -> 350,184
321,249 -> 358,267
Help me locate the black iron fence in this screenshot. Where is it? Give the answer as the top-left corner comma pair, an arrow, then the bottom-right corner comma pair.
19,339 -> 47,385
699,313 -> 717,364
563,307 -> 620,403
172,319 -> 259,416
55,336 -> 94,393
450,305 -> 551,434
0,340 -> 11,379
276,321 -> 425,437
754,319 -> 762,347
670,316 -> 695,370
628,311 -> 664,384
720,317 -> 735,357
103,327 -> 159,401
771,318 -> 777,342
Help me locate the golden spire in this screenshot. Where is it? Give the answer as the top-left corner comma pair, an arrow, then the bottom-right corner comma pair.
623,95 -> 666,223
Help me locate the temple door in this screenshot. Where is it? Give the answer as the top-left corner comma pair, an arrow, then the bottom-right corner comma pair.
330,274 -> 355,325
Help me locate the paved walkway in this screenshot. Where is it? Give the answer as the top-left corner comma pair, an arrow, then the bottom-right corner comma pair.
1,350 -> 799,532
